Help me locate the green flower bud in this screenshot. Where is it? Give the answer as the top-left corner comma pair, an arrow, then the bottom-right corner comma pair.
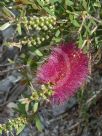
29,20 -> 33,25
49,24 -> 53,29
40,17 -> 45,22
33,41 -> 37,45
28,25 -> 32,30
33,24 -> 37,28
21,41 -> 26,44
36,27 -> 41,30
38,41 -> 41,44
45,0 -> 49,3
45,21 -> 49,25
43,26 -> 48,30
28,40 -> 31,45
24,37 -> 27,40
50,5 -> 55,9
37,37 -> 41,44
40,23 -> 44,27
40,0 -> 45,4
37,37 -> 40,41
41,37 -> 45,41
36,18 -> 40,24
52,16 -> 56,20
46,35 -> 49,39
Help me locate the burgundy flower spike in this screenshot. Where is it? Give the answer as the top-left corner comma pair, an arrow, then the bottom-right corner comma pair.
37,43 -> 88,103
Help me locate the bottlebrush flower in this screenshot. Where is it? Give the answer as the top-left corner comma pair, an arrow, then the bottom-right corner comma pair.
37,43 -> 88,103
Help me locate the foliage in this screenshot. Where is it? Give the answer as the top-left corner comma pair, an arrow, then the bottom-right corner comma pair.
0,0 -> 102,135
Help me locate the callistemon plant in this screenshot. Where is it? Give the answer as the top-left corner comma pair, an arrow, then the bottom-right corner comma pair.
37,43 -> 88,103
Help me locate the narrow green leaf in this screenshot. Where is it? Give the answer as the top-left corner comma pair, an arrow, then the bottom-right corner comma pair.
94,2 -> 101,7
69,14 -> 73,22
0,2 -> 5,7
35,49 -> 43,57
17,23 -> 22,35
49,0 -> 60,3
78,34 -> 83,48
2,6 -> 15,19
44,7 -> 54,16
25,103 -> 29,112
82,0 -> 87,9
71,20 -> 80,27
16,124 -> 26,135
55,30 -> 60,37
0,22 -> 11,31
37,0 -> 44,6
37,0 -> 54,15
35,115 -> 43,132
0,128 -> 2,134
66,0 -> 74,6
16,102 -> 26,115
33,102 -> 39,113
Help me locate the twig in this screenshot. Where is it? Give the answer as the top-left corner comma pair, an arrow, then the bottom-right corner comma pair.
0,84 -> 26,108
68,121 -> 81,131
0,65 -> 29,75
86,89 -> 102,107
88,15 -> 102,24
78,17 -> 86,33
0,63 -> 13,67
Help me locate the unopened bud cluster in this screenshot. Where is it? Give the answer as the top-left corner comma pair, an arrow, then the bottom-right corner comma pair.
40,0 -> 55,15
30,84 -> 53,101
22,16 -> 56,31
21,16 -> 56,46
21,34 -> 50,46
0,116 -> 27,134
